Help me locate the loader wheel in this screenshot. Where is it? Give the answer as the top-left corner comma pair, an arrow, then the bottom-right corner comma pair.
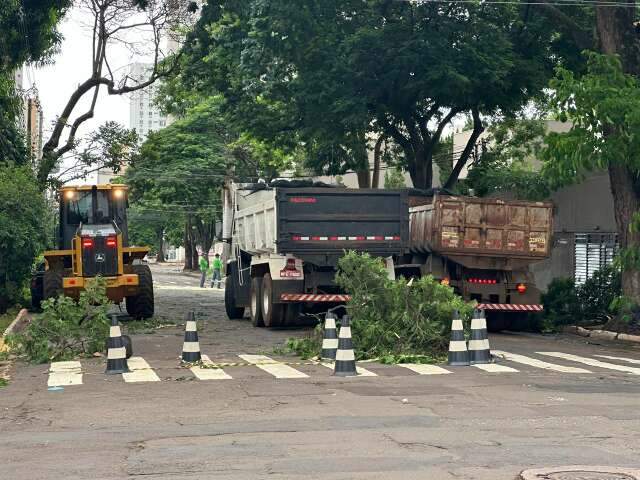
250,277 -> 264,327
126,265 -> 154,319
261,273 -> 285,328
43,269 -> 64,301
225,277 -> 245,320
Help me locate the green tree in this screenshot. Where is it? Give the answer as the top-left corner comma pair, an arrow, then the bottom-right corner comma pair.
52,122 -> 138,186
544,53 -> 640,302
464,117 -> 551,200
0,166 -> 46,312
177,0 -> 562,190
126,98 -> 230,269
0,0 -> 70,71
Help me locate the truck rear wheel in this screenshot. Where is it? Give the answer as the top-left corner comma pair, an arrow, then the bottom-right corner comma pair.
126,265 -> 154,319
225,278 -> 245,319
261,273 -> 285,328
43,269 -> 64,301
250,277 -> 264,327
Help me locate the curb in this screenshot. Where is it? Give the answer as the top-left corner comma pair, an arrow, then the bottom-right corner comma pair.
0,308 -> 31,352
563,325 -> 640,344
520,465 -> 640,479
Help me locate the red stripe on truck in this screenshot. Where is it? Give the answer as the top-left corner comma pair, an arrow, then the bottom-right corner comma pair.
280,294 -> 352,302
477,303 -> 543,312
291,236 -> 401,241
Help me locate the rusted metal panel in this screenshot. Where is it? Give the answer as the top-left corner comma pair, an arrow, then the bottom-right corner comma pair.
409,195 -> 553,263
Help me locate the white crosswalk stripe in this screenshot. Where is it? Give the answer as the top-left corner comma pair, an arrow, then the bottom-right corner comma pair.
48,361 -> 83,386
48,349 -> 640,388
473,363 -> 519,373
319,362 -> 378,376
538,352 -> 640,375
492,350 -> 591,373
595,355 -> 640,365
122,357 -> 161,383
399,364 -> 451,375
239,354 -> 308,379
190,354 -> 232,380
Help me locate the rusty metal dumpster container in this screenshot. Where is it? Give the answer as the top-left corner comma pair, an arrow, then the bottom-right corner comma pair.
409,195 -> 553,268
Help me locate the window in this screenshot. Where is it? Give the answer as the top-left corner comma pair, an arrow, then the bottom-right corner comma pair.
574,233 -> 618,285
148,111 -> 153,117
66,191 -> 111,225
160,120 -> 165,127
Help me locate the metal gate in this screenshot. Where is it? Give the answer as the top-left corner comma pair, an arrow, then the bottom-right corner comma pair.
574,233 -> 618,285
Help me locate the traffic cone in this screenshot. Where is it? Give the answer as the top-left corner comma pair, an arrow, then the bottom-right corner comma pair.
105,314 -> 129,374
468,308 -> 491,364
448,310 -> 469,366
181,311 -> 201,363
334,315 -> 357,377
321,312 -> 338,360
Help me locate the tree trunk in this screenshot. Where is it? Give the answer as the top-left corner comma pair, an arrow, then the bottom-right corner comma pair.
595,5 -> 640,77
155,227 -> 165,263
191,242 -> 199,270
608,164 -> 640,302
409,147 -> 432,190
371,136 -> 384,189
356,168 -> 371,188
597,6 -> 640,303
184,221 -> 193,270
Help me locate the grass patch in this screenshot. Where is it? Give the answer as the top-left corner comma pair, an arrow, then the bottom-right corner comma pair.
274,326 -> 323,360
0,378 -> 8,388
378,353 -> 447,365
123,316 -> 179,334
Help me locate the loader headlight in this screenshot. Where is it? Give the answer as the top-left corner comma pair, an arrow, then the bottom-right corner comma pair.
113,189 -> 125,199
64,190 -> 76,200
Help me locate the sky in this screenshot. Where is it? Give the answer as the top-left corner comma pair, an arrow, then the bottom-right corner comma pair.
35,7 -> 131,142
26,5 -> 156,182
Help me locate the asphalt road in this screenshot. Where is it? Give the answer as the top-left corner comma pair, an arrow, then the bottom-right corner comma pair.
2,263 -> 640,479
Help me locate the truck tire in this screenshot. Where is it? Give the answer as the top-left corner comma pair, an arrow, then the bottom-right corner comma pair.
250,277 -> 264,327
261,273 -> 285,328
126,265 -> 154,319
225,278 -> 245,319
43,269 -> 64,301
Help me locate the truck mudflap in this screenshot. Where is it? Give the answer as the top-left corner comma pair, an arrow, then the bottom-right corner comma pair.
478,303 -> 543,312
280,294 -> 351,302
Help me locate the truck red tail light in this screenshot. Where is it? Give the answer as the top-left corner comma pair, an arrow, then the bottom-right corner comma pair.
516,283 -> 527,294
467,278 -> 497,285
82,237 -> 94,248
106,236 -> 117,248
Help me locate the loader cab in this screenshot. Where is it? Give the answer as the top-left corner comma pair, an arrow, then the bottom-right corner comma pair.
58,185 -> 129,250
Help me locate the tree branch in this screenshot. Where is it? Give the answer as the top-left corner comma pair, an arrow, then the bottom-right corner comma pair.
444,108 -> 484,189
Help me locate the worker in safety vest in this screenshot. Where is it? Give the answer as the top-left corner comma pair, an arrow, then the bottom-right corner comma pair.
199,255 -> 209,288
210,253 -> 223,289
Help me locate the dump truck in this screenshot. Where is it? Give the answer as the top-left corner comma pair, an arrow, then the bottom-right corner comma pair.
222,181 -> 409,327
31,184 -> 154,319
397,193 -> 553,330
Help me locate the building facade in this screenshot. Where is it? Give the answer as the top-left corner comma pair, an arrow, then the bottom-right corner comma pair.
128,63 -> 168,141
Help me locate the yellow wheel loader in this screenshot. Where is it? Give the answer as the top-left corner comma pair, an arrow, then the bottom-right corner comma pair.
31,184 -> 154,319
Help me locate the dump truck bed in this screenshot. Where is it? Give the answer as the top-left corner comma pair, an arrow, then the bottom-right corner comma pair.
409,195 -> 553,263
233,187 -> 409,258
